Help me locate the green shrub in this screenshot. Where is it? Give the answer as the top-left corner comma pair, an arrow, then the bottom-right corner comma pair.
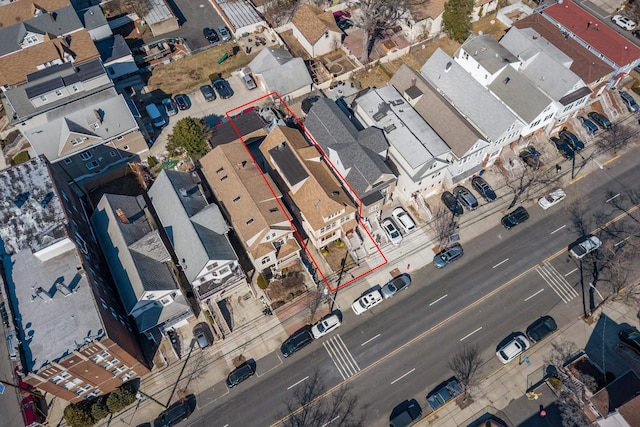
12,151 -> 31,165
147,156 -> 158,168
333,239 -> 344,247
257,273 -> 269,290
106,384 -> 136,414
285,292 -> 295,302
90,398 -> 109,421
64,403 -> 95,427
548,376 -> 563,390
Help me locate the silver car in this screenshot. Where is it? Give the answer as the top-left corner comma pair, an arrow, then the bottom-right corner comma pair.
382,218 -> 403,245
569,235 -> 602,259
538,188 -> 566,210
433,244 -> 464,269
381,274 -> 412,299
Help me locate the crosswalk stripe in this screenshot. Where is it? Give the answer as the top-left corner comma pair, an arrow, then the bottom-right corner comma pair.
323,334 -> 360,379
535,263 -> 578,303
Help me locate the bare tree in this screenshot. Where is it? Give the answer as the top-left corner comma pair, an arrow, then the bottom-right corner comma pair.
566,201 -> 591,237
544,340 -> 579,370
429,204 -> 457,250
279,370 -> 364,427
557,390 -> 591,427
497,159 -> 553,209
122,0 -> 151,19
595,121 -> 635,154
448,343 -> 483,397
264,0 -> 301,27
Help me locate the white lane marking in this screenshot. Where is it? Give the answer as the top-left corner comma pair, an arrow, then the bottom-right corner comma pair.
615,236 -> 631,247
493,258 -> 509,268
564,268 -> 578,277
536,263 -> 578,303
321,416 -> 340,427
323,335 -> 360,380
524,289 -> 545,301
550,225 -> 566,234
460,327 -> 482,341
390,368 -> 416,385
605,193 -> 620,203
287,376 -> 309,390
429,294 -> 448,306
361,334 -> 380,347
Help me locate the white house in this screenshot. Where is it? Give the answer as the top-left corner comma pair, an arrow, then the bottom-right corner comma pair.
290,4 -> 342,58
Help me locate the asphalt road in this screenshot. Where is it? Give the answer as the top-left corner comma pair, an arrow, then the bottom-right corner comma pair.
182,150 -> 639,426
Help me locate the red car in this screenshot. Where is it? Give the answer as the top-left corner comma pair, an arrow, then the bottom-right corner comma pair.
333,10 -> 351,21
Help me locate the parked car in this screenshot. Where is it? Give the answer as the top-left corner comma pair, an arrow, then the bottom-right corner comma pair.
212,77 -> 234,99
441,191 -> 464,216
203,27 -> 219,43
311,314 -> 341,339
337,19 -> 353,30
381,274 -> 412,299
559,128 -> 585,151
519,151 -> 542,169
392,207 -> 416,233
281,327 -> 314,357
200,84 -> 216,102
333,10 -> 351,21
217,25 -> 232,41
161,98 -> 178,116
225,362 -> 255,387
382,218 -> 403,245
612,14 -> 636,31
619,327 -> 640,355
501,206 -> 529,230
426,377 -> 463,411
390,399 -> 422,427
193,324 -> 211,349
569,234 -> 602,259
496,334 -> 530,364
550,136 -> 574,159
538,188 -> 566,210
351,290 -> 383,315
433,244 -> 464,269
242,74 -> 257,90
153,396 -> 193,426
588,111 -> 612,129
471,176 -> 497,202
453,185 -> 478,210
174,94 -> 191,110
526,316 -> 557,343
619,89 -> 639,112
578,115 -> 598,135
633,29 -> 640,38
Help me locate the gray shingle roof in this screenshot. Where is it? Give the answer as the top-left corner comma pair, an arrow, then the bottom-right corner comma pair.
488,66 -> 553,124
459,35 -> 519,74
78,5 -> 108,31
95,34 -> 132,63
248,48 -> 312,96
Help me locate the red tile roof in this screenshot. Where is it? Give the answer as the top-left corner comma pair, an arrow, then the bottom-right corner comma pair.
542,0 -> 640,67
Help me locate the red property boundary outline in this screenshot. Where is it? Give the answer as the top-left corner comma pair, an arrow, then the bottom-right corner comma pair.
221,92 -> 387,292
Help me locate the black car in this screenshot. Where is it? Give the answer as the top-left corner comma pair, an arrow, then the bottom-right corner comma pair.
519,151 -> 542,169
225,362 -> 255,388
588,112 -> 612,129
280,327 -> 314,358
212,77 -> 234,99
471,176 -> 496,202
390,399 -> 422,427
174,94 -> 191,111
200,84 -> 216,102
441,191 -> 463,216
633,29 -> 640,39
559,128 -> 585,151
453,185 -> 478,210
153,396 -> 194,427
550,136 -> 574,159
501,206 -> 529,229
337,19 -> 353,30
203,27 -> 219,43
619,328 -> 640,355
526,316 -> 557,343
426,377 -> 462,410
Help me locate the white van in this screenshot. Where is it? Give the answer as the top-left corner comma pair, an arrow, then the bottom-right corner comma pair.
145,103 -> 166,128
6,330 -> 18,360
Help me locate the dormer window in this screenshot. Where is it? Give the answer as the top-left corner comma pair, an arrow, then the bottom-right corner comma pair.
24,35 -> 38,45
325,31 -> 329,38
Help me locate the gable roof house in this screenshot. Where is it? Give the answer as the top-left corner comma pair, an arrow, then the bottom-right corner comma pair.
390,64 -> 492,183
78,4 -> 112,41
401,0 -> 447,43
351,85 -> 453,200
247,47 -> 312,101
92,194 -> 194,339
148,170 -> 246,303
260,126 -> 358,251
0,156 -> 150,403
95,34 -> 139,82
200,140 -> 301,274
290,4 -> 342,58
304,97 -> 397,218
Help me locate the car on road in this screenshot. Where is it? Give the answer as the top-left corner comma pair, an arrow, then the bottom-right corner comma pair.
619,89 -> 639,112
588,111 -> 612,129
392,207 -> 416,233
280,327 -> 314,357
390,399 -> 422,427
174,94 -> 191,110
242,74 -> 257,90
311,314 -> 341,339
519,150 -> 542,169
559,128 -> 585,151
538,188 -> 566,210
441,191 -> 464,216
199,84 -> 216,102
619,327 -> 640,355
453,185 -> 478,210
153,396 -> 193,426
526,316 -> 557,343
496,334 -> 530,364
382,218 -> 403,245
381,274 -> 412,299
212,77 -> 234,99
217,25 -> 232,41
161,98 -> 178,116
578,115 -> 598,135
612,14 -> 636,31
433,244 -> 464,269
550,136 -> 574,159
225,362 -> 255,387
569,234 -> 602,259
193,324 -> 211,349
471,176 -> 497,202
203,27 -> 219,43
426,377 -> 463,411
351,290 -> 383,315
501,206 -> 529,230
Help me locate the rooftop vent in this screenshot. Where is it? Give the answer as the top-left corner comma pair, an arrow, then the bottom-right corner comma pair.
445,61 -> 452,72
179,188 -> 188,197
503,77 -> 511,84
115,208 -> 129,223
332,191 -> 340,196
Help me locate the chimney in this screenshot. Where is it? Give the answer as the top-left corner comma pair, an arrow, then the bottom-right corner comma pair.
93,109 -> 103,123
410,77 -> 417,87
115,208 -> 129,223
179,188 -> 188,197
49,12 -> 57,21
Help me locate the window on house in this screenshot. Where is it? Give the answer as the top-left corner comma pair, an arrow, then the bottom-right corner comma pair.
90,351 -> 110,363
40,95 -> 47,102
72,85 -> 79,92
123,145 -> 129,150
216,167 -> 224,174
233,196 -> 241,203
63,378 -> 83,390
86,390 -> 102,399
102,358 -> 119,369
261,257 -> 271,265
50,372 -> 71,384
220,175 -> 228,181
110,151 -> 117,157
111,365 -> 128,375
63,158 -> 72,164
121,371 -> 136,382
75,384 -> 92,395
80,151 -> 93,161
55,90 -> 62,96
246,218 -> 254,225
71,137 -> 86,146
24,35 -> 38,44
87,160 -> 100,170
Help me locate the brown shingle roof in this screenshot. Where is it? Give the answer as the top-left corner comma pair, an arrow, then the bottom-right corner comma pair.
0,0 -> 71,28
0,29 -> 99,87
618,395 -> 640,425
408,0 -> 446,22
291,4 -> 341,45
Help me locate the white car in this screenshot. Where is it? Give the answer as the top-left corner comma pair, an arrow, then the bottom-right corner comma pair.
612,15 -> 636,31
538,188 -> 566,210
569,235 -> 602,259
392,207 -> 416,233
496,334 -> 530,364
311,314 -> 341,339
382,218 -> 403,245
351,290 -> 383,315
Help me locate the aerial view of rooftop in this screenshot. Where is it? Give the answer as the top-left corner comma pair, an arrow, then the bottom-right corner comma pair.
1,0 -> 640,426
